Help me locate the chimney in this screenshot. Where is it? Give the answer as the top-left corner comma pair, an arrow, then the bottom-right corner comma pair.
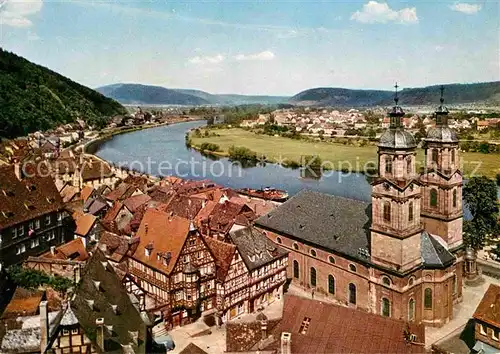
281,332 -> 292,354
96,318 -> 105,350
39,301 -> 49,353
50,246 -> 56,255
74,265 -> 81,284
14,160 -> 22,180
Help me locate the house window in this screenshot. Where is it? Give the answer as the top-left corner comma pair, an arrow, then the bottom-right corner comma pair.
310,249 -> 317,257
430,189 -> 438,208
452,189 -> 457,208
310,267 -> 316,287
383,202 -> 391,222
62,329 -> 69,335
480,324 -> 486,335
408,298 -> 415,321
451,149 -> 455,163
385,156 -> 392,174
348,264 -> 357,272
276,237 -> 282,244
16,244 -> 26,255
493,329 -> 499,341
293,243 -> 299,251
328,275 -> 335,294
12,228 -> 18,239
452,275 -> 457,295
408,202 -> 414,222
348,283 -> 356,305
382,276 -> 391,287
30,238 -> 39,248
424,288 -> 433,309
293,260 -> 299,279
18,226 -> 24,237
35,219 -> 40,229
381,298 -> 391,317
328,256 -> 335,264
71,328 -> 79,334
407,158 -> 412,174
45,215 -> 51,225
57,213 -> 63,221
432,149 -> 438,163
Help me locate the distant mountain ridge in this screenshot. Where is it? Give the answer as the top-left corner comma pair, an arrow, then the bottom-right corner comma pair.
96,84 -> 289,105
290,82 -> 500,107
0,49 -> 126,139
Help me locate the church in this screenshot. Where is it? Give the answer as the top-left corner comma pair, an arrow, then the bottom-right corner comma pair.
255,86 -> 463,327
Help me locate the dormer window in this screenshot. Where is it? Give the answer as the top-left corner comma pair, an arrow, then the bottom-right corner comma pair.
2,211 -> 14,219
27,184 -> 36,192
3,190 -> 15,197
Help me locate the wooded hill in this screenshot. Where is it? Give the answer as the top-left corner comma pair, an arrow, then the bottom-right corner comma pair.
0,48 -> 126,138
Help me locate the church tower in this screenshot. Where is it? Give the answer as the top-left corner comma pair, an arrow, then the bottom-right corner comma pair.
370,84 -> 423,273
420,86 -> 463,250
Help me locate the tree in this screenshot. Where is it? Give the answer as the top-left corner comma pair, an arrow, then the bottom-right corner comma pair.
496,173 -> 500,187
463,176 -> 499,250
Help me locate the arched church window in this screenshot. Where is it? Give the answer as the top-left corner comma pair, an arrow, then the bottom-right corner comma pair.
451,149 -> 455,163
424,288 -> 433,309
409,202 -> 414,222
276,237 -> 282,244
293,243 -> 299,251
310,249 -> 317,257
408,298 -> 415,321
383,202 -> 391,222
349,264 -> 357,272
381,298 -> 391,317
328,256 -> 335,264
407,158 -> 412,174
430,189 -> 438,207
348,283 -> 357,305
385,156 -> 392,174
310,267 -> 317,287
452,189 -> 457,208
408,276 -> 416,287
382,276 -> 391,287
432,149 -> 438,164
293,260 -> 299,279
328,275 -> 335,294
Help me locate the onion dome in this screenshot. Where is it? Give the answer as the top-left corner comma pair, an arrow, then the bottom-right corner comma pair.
378,83 -> 417,149
426,86 -> 458,143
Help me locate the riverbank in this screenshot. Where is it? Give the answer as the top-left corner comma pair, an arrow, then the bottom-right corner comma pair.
189,128 -> 500,177
84,118 -> 203,155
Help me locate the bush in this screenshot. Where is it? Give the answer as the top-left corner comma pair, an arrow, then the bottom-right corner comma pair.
200,142 -> 220,152
228,145 -> 259,161
7,266 -> 74,293
496,173 -> 500,187
301,155 -> 322,170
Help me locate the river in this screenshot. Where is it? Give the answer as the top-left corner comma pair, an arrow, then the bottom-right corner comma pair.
94,120 -> 374,201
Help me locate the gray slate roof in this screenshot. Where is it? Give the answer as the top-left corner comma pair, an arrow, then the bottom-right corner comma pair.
229,227 -> 288,271
255,190 -> 371,262
421,232 -> 455,268
378,128 -> 417,149
426,126 -> 458,143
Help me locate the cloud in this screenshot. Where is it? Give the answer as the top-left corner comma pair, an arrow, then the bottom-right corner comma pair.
351,1 -> 418,24
449,3 -> 481,14
234,51 -> 275,61
0,0 -> 42,27
188,54 -> 225,65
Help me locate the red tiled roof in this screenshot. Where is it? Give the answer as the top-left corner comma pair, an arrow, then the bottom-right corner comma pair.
195,200 -> 217,226
41,238 -> 89,261
279,295 -> 425,354
98,231 -> 136,263
80,160 -> 114,181
60,184 -> 79,203
131,209 -> 191,274
229,196 -> 277,217
105,183 -> 139,202
0,165 -> 63,230
72,211 -> 97,237
80,186 -> 95,202
123,194 -> 151,213
1,288 -> 44,319
473,283 -> 500,328
163,195 -> 203,220
103,201 -> 125,223
207,201 -> 256,234
204,237 -> 236,281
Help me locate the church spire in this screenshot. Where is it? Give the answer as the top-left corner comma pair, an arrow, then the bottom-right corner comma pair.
389,82 -> 405,129
435,85 -> 449,126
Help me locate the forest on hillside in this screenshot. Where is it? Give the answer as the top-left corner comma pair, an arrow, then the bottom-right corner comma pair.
0,49 -> 126,138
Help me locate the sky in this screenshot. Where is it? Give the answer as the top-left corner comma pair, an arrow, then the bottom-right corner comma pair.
0,0 -> 499,95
